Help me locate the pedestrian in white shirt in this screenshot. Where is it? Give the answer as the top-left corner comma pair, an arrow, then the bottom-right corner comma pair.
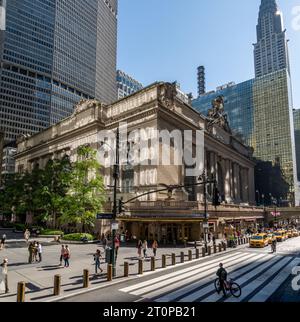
37,242 -> 42,262
142,240 -> 148,259
0,258 -> 9,293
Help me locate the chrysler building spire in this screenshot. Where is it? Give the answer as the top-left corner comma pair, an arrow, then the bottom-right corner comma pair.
254,0 -> 289,77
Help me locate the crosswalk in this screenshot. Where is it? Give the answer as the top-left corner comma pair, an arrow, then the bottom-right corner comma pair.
119,251 -> 300,302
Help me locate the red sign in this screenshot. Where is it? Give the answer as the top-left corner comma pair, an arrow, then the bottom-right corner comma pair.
271,212 -> 280,217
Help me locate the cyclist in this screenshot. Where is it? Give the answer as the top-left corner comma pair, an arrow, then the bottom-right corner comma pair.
271,237 -> 277,253
216,263 -> 228,297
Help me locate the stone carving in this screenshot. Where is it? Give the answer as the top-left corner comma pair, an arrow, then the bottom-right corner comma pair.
16,133 -> 31,144
73,99 -> 103,115
158,82 -> 177,109
207,96 -> 231,134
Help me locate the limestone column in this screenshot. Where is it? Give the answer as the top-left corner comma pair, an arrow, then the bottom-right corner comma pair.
229,161 -> 234,201
234,163 -> 241,203
210,151 -> 216,177
248,167 -> 256,205
224,159 -> 231,203
244,168 -> 249,204
240,168 -> 246,203
215,154 -> 219,185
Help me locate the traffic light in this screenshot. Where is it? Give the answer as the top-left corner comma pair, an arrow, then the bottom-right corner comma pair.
118,199 -> 126,214
212,184 -> 221,207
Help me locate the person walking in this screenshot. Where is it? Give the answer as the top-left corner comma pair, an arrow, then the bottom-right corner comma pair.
216,263 -> 228,297
24,229 -> 30,244
103,236 -> 108,250
142,240 -> 148,259
114,236 -> 120,258
33,241 -> 38,262
137,240 -> 143,258
59,245 -> 65,266
94,249 -> 103,275
152,240 -> 158,257
28,242 -> 34,264
0,234 -> 6,250
212,235 -> 216,246
271,237 -> 277,253
0,258 -> 9,294
63,245 -> 70,267
37,242 -> 42,262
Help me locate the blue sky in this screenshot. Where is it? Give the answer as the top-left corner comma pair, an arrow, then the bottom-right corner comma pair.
117,0 -> 300,108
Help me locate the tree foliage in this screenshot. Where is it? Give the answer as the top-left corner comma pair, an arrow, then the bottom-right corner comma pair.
59,146 -> 105,232
0,145 -> 105,231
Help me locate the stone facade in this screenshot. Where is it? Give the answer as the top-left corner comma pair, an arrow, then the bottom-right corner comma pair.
15,82 -> 261,241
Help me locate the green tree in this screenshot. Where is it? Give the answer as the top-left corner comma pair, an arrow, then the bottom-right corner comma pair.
0,173 -> 23,220
40,156 -> 73,228
59,146 -> 105,232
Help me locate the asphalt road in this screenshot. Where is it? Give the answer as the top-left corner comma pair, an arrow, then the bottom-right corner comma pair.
58,237 -> 300,302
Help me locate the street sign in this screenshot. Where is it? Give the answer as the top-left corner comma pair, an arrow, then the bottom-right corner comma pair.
97,213 -> 113,220
271,212 -> 281,217
203,223 -> 209,229
112,222 -> 119,230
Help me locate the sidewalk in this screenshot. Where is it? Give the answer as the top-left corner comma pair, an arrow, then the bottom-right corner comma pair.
0,238 -> 249,302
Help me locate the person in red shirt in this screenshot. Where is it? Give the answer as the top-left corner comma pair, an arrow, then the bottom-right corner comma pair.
114,236 -> 120,258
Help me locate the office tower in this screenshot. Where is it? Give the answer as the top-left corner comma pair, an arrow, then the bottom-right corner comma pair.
254,0 -> 290,77
0,130 -> 3,179
293,109 -> 300,181
197,66 -> 206,96
116,70 -> 143,99
192,69 -> 298,204
0,0 -> 117,143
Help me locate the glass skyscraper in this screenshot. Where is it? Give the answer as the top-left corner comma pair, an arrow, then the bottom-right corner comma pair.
192,0 -> 298,204
116,70 -> 143,99
293,109 -> 300,181
192,69 -> 298,204
254,0 -> 290,78
0,0 -> 117,142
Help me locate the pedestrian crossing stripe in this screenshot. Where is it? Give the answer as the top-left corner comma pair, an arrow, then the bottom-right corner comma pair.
199,255 -> 282,303
119,251 -> 297,302
131,253 -> 257,297
120,252 -> 243,293
153,253 -> 266,302
248,258 -> 300,302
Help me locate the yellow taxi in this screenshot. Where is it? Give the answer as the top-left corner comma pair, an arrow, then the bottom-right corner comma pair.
274,230 -> 287,242
292,229 -> 299,237
286,230 -> 293,239
250,234 -> 269,248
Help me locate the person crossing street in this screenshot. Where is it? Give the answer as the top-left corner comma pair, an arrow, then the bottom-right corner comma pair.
216,263 -> 228,297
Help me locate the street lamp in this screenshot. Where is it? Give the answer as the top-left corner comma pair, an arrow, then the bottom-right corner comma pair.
100,129 -> 120,278
111,127 -> 120,278
270,194 -> 278,229
199,171 -> 217,253
256,190 -> 260,206
261,194 -> 265,209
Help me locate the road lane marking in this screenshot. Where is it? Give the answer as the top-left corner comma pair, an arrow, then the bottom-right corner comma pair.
249,258 -> 300,302
119,252 -> 243,293
131,253 -> 256,297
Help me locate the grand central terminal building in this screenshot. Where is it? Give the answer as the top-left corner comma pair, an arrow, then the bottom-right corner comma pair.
15,82 -> 264,242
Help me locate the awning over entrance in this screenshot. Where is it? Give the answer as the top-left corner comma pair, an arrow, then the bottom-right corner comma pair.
118,217 -> 206,223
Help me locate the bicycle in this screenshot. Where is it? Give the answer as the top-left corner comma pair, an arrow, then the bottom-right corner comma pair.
214,278 -> 242,298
